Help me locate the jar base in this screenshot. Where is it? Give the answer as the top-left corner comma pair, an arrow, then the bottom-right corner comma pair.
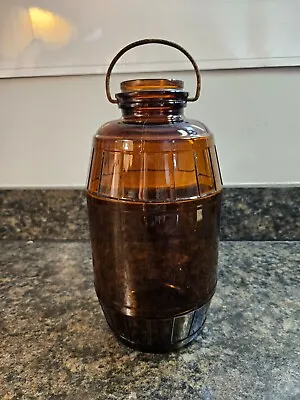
100,301 -> 211,353
115,323 -> 204,353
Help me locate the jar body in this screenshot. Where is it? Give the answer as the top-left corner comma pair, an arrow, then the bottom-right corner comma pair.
87,116 -> 222,352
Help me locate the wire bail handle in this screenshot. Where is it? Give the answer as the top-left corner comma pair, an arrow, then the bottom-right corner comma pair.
105,38 -> 201,104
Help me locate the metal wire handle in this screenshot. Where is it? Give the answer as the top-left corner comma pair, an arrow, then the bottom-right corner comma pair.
105,38 -> 201,104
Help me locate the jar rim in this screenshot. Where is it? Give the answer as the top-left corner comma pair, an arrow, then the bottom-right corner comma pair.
120,79 -> 184,92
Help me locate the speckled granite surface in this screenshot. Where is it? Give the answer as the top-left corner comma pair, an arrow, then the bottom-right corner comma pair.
1,241 -> 299,399
220,187 -> 300,241
0,190 -> 88,241
1,187 -> 299,241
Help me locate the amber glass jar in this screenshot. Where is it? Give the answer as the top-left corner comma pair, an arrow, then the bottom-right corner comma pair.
87,39 -> 222,352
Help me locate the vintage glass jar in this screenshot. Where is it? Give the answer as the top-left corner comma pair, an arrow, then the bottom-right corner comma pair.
87,39 -> 222,352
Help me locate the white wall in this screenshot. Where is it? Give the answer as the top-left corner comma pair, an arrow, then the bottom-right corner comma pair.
0,68 -> 299,187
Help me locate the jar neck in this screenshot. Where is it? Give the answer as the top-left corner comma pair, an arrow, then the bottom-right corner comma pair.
116,79 -> 188,124
119,103 -> 186,124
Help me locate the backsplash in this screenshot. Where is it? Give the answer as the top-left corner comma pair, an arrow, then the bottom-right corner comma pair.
0,187 -> 299,241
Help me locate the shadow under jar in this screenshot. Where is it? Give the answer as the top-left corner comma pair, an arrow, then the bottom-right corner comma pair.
87,39 -> 223,353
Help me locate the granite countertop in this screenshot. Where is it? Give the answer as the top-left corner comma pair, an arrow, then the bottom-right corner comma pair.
1,241 -> 299,400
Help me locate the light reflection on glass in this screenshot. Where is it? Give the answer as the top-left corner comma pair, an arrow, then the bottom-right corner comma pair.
177,129 -> 188,137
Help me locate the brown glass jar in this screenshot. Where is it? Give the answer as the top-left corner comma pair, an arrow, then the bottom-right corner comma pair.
87,39 -> 222,352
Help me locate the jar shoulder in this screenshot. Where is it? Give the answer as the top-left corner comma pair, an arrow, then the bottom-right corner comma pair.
95,118 -> 213,141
